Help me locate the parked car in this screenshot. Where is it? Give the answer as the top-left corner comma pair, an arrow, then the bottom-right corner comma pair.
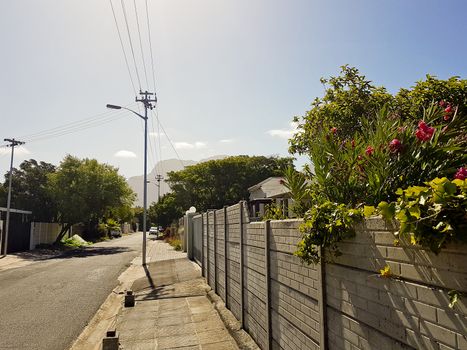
149,227 -> 158,236
110,227 -> 122,238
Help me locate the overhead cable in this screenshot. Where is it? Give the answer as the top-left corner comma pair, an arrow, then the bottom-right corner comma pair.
133,0 -> 150,89
145,0 -> 158,92
120,0 -> 142,90
109,0 -> 138,94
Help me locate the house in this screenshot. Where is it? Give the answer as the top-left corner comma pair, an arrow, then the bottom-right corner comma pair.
247,177 -> 291,218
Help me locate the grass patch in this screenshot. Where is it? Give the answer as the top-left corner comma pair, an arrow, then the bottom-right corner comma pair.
61,235 -> 92,248
165,237 -> 183,251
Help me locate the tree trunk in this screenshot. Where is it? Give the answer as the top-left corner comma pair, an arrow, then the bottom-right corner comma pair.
54,223 -> 72,244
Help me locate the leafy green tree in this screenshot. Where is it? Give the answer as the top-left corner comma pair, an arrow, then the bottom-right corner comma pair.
1,159 -> 57,221
148,193 -> 184,228
289,66 -> 467,156
395,75 -> 467,121
166,155 -> 293,212
289,65 -> 393,154
49,155 -> 135,241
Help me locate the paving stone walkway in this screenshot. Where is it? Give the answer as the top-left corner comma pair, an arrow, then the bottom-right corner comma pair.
115,240 -> 239,350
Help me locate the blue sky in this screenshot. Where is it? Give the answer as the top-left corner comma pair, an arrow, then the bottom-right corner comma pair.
1,0 -> 466,178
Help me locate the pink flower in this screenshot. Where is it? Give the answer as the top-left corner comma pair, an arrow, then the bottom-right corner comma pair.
454,167 -> 467,180
439,100 -> 446,107
443,114 -> 450,121
389,139 -> 402,153
365,146 -> 375,156
415,120 -> 435,142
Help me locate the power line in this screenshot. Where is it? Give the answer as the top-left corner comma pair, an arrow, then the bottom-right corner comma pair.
121,0 -> 142,90
133,0 -> 150,89
151,108 -> 185,168
109,0 -> 137,94
145,0 -> 158,92
16,104 -> 137,143
18,106 -> 131,140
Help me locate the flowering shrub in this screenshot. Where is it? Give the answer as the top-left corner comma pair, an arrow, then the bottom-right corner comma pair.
377,177 -> 467,253
307,103 -> 466,206
290,68 -> 466,265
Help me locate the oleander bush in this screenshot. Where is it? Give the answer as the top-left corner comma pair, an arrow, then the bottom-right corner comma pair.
288,67 -> 467,262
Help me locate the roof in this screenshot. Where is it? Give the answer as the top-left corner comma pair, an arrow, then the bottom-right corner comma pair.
0,207 -> 32,215
247,177 -> 283,192
248,177 -> 290,200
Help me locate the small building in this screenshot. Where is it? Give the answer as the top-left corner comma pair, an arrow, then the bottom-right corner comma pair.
0,207 -> 32,253
247,177 -> 291,219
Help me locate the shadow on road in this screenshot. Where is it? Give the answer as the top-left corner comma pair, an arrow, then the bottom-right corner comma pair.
8,246 -> 133,262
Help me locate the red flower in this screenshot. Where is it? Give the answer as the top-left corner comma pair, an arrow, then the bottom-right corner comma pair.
357,155 -> 363,161
389,139 -> 402,154
454,167 -> 467,180
443,114 -> 450,121
444,105 -> 452,114
365,146 -> 375,156
439,100 -> 446,107
351,139 -> 355,148
330,127 -> 337,134
415,120 -> 435,142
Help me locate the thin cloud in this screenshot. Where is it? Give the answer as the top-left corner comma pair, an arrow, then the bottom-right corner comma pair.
114,150 -> 137,158
0,146 -> 31,156
175,141 -> 207,150
219,139 -> 234,143
149,132 -> 163,138
267,122 -> 299,139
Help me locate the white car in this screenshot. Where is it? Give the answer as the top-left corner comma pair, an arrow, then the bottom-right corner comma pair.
149,227 -> 158,235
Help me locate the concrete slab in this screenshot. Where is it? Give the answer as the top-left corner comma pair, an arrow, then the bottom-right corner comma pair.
70,240 -> 248,350
157,334 -> 199,349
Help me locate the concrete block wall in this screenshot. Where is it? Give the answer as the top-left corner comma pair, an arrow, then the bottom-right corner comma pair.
328,217 -> 467,350
189,204 -> 467,350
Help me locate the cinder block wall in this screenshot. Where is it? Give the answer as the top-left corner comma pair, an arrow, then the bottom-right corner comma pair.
191,203 -> 467,350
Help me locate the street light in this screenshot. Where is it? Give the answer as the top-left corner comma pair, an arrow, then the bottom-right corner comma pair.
106,103 -> 148,265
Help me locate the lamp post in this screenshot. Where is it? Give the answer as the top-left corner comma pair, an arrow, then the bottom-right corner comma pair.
107,92 -> 156,265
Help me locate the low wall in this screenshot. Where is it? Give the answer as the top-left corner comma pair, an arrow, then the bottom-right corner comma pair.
188,202 -> 467,350
29,222 -> 63,249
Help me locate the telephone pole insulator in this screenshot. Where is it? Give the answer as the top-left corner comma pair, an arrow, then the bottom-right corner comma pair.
155,174 -> 164,202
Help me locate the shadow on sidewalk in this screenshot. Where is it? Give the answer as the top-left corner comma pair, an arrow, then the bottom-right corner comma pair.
133,258 -> 205,301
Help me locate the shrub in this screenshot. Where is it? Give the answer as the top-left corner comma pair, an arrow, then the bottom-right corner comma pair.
377,177 -> 467,254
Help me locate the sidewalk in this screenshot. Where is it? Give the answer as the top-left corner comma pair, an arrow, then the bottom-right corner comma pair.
71,239 -> 251,350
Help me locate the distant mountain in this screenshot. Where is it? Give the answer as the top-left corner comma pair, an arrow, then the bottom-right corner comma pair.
128,156 -> 228,206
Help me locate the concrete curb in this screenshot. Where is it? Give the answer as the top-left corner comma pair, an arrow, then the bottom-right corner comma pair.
68,256 -> 146,350
206,289 -> 260,350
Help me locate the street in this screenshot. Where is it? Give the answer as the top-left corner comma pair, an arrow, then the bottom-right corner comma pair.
0,233 -> 142,350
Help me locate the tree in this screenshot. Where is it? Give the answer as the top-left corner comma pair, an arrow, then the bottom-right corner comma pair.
148,193 -> 184,228
289,65 -> 393,154
289,66 -> 467,156
166,155 -> 293,212
49,155 -> 135,241
1,159 -> 57,222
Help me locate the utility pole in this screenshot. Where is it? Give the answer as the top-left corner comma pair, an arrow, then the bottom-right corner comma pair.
155,174 -> 163,202
2,138 -> 25,256
136,91 -> 157,266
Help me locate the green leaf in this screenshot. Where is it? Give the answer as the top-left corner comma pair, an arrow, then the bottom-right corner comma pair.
408,206 -> 421,219
448,290 -> 460,308
364,205 -> 376,217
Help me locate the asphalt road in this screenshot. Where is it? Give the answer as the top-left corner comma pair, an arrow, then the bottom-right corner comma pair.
0,233 -> 143,350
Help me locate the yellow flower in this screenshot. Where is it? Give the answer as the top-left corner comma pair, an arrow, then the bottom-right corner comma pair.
380,265 -> 392,278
